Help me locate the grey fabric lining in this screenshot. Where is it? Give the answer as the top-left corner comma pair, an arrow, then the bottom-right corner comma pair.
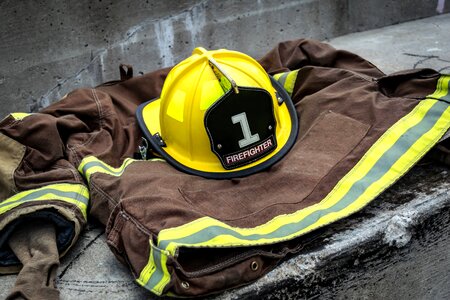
0,209 -> 75,266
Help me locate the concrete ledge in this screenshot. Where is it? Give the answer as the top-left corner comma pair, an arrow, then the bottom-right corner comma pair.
0,0 -> 449,116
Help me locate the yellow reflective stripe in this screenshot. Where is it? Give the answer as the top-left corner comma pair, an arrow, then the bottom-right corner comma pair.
10,113 -> 32,121
158,101 -> 449,247
136,241 -> 156,290
136,240 -> 170,296
78,156 -> 136,183
317,101 -> 450,226
78,156 -> 165,183
434,73 -> 450,100
272,73 -> 283,81
322,99 -> 436,207
0,183 -> 89,220
273,69 -> 299,96
284,69 -> 299,95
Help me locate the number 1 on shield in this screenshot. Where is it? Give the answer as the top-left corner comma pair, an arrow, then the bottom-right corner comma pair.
231,112 -> 260,148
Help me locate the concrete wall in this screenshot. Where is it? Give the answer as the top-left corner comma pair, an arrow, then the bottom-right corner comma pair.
0,0 -> 449,117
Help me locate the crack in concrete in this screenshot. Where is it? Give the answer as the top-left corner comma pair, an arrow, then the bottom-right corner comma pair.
57,229 -> 105,280
36,0 -> 314,110
403,52 -> 450,71
37,0 -> 209,110
35,49 -> 107,111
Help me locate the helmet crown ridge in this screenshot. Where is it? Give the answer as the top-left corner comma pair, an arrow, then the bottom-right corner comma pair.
136,47 -> 299,179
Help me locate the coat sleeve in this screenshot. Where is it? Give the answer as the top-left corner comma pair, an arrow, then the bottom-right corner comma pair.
0,90 -> 96,274
0,66 -> 169,276
0,88 -> 106,300
258,38 -> 385,78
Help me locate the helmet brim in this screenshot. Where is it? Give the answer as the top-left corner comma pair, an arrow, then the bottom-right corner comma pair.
136,76 -> 299,179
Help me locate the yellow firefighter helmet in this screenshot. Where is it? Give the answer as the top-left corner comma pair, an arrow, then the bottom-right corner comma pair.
136,47 -> 298,178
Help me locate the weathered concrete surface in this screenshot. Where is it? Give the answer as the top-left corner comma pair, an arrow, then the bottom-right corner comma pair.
330,13 -> 450,75
0,0 -> 449,117
1,10 -> 450,300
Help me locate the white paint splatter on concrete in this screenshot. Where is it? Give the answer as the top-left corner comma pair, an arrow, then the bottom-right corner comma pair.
154,18 -> 175,67
184,3 -> 206,48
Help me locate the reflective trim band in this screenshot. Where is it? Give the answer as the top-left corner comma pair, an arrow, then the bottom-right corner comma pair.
273,72 -> 288,86
139,74 -> 450,294
78,156 -> 136,183
273,69 -> 299,96
10,113 -> 32,121
137,240 -> 170,295
78,156 -> 165,183
0,183 -> 89,220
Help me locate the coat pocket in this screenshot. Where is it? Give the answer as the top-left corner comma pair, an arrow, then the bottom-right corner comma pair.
180,111 -> 370,222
